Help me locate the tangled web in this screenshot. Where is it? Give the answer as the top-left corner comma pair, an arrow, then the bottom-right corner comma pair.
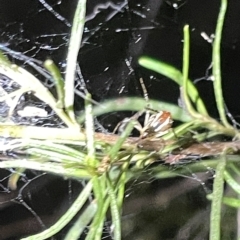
0,0 -> 225,239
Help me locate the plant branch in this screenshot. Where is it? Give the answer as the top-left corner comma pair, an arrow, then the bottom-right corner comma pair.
212,0 -> 230,127
64,0 -> 86,123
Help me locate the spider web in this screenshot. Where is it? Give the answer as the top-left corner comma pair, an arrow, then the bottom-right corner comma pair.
0,0 -> 238,239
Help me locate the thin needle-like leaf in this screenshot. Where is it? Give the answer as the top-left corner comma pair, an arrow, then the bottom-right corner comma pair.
107,177 -> 121,240
78,97 -> 192,123
64,201 -> 97,240
44,59 -> 65,109
64,0 -> 86,123
182,25 -> 201,118
224,170 -> 240,194
21,181 -> 93,240
212,0 -> 230,127
210,154 -> 226,240
138,57 -> 208,116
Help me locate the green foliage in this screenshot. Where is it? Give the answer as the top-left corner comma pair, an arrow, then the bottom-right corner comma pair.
0,0 -> 239,239
139,0 -> 240,239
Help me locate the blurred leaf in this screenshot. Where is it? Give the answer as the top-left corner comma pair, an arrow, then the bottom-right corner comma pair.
78,97 -> 192,123
224,170 -> 240,194
138,57 -> 208,116
222,197 -> 240,208
65,201 -> 97,240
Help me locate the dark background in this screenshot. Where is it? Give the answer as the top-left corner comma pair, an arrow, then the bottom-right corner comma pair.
0,0 -> 239,239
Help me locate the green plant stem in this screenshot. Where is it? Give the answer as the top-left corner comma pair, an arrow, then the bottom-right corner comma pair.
0,124 -> 138,151
212,0 -> 230,128
0,160 -> 91,179
182,25 -> 201,118
224,170 -> 240,194
85,93 -> 96,167
26,148 -> 85,164
44,59 -> 65,109
21,181 -> 93,240
64,201 -> 97,240
87,197 -> 110,240
107,176 -> 121,240
9,139 -> 87,159
64,0 -> 86,123
161,120 -> 196,141
108,120 -> 135,160
138,57 -> 208,116
209,153 -> 226,240
116,161 -> 130,208
0,125 -> 85,141
229,163 -> 240,176
78,97 -> 192,123
85,93 -> 108,240
222,197 -> 240,208
202,117 -> 240,138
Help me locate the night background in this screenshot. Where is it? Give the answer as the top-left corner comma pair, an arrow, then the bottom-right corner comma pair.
0,0 -> 239,239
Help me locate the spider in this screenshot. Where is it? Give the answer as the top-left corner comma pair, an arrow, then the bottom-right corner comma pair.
113,78 -> 173,138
